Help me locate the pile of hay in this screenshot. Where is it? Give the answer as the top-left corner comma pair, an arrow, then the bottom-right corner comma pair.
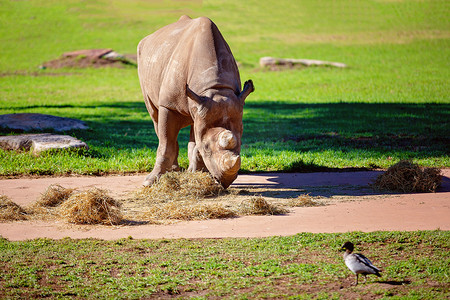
59,188 -> 122,225
0,195 -> 28,221
141,202 -> 236,221
239,196 -> 288,215
36,184 -> 74,207
288,194 -> 323,207
139,171 -> 224,202
28,185 -> 74,217
372,160 -> 442,193
130,172 -> 291,221
2,185 -> 122,225
133,171 -> 233,222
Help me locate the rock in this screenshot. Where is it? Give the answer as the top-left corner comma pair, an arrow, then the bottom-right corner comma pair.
0,133 -> 88,155
0,113 -> 89,132
260,57 -> 347,69
62,49 -> 113,59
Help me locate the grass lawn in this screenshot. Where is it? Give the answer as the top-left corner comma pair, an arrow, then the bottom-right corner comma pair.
1,231 -> 448,299
0,0 -> 449,175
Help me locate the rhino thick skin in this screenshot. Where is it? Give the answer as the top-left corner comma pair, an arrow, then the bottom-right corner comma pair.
137,15 -> 254,188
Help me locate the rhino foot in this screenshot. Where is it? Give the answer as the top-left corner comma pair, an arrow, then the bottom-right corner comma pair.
143,173 -> 157,187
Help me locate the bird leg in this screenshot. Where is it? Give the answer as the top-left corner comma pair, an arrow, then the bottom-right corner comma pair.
355,274 -> 359,286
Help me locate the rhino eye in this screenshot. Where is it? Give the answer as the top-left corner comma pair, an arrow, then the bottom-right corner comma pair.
203,142 -> 212,155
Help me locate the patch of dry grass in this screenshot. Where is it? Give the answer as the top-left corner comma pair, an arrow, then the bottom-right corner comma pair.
3,172 -> 300,225
239,196 -> 288,215
4,185 -> 123,225
132,172 -> 234,222
130,172 -> 289,222
0,195 -> 28,221
28,185 -> 75,218
287,194 -> 323,207
35,184 -> 74,207
59,188 -> 122,225
137,171 -> 224,202
140,201 -> 236,222
372,160 -> 442,193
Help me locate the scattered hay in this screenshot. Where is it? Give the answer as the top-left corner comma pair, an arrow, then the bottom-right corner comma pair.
58,188 -> 122,225
239,196 -> 288,215
36,184 -> 75,207
0,195 -> 28,221
288,194 -> 323,207
372,160 -> 442,193
130,172 -> 289,221
136,171 -> 224,202
141,201 -> 236,221
132,171 -> 232,222
30,184 -> 74,210
27,185 -> 75,219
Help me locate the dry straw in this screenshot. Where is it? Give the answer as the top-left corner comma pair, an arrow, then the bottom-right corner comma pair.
288,194 -> 323,207
134,171 -> 232,221
58,188 -> 122,225
141,202 -> 236,221
133,172 -> 290,221
28,185 -> 74,217
138,171 -> 224,202
0,195 -> 28,221
239,196 -> 288,215
372,160 -> 442,193
35,184 -> 74,207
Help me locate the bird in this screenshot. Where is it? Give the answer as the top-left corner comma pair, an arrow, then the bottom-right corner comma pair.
341,241 -> 382,285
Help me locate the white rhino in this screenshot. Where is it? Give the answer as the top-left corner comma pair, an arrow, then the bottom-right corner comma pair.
137,15 -> 254,188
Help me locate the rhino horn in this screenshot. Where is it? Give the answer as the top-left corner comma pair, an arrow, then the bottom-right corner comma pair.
238,80 -> 255,104
218,130 -> 237,149
221,152 -> 241,174
186,84 -> 203,104
218,153 -> 240,188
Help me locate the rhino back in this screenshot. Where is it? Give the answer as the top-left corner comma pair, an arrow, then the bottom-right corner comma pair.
137,16 -> 241,116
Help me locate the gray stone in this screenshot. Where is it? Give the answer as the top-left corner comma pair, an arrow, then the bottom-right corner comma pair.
0,113 -> 89,132
0,133 -> 88,155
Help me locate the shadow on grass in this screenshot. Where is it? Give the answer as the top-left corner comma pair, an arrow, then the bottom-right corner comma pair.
3,100 -> 449,169
378,280 -> 412,286
243,101 -> 449,148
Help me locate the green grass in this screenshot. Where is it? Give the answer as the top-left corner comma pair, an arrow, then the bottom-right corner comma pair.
1,231 -> 449,299
0,0 -> 449,176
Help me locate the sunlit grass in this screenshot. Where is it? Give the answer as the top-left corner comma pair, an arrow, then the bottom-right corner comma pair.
0,231 -> 448,298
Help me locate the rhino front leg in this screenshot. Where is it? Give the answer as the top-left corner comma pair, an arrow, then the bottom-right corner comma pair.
143,107 -> 181,186
187,126 -> 206,172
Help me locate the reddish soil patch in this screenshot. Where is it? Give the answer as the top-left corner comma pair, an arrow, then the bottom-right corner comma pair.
42,49 -> 136,69
0,170 -> 449,240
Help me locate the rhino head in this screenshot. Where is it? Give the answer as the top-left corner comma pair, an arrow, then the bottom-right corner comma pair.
187,80 -> 254,188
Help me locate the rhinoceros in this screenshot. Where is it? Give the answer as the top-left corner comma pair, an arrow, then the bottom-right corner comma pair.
137,15 -> 254,188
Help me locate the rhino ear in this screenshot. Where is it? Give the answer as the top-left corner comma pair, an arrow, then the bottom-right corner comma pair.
238,80 -> 255,104
186,84 -> 203,104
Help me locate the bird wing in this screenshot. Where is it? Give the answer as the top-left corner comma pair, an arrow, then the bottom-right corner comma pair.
354,253 -> 381,273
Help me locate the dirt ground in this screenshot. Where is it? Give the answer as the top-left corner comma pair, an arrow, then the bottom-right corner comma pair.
0,170 -> 449,241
